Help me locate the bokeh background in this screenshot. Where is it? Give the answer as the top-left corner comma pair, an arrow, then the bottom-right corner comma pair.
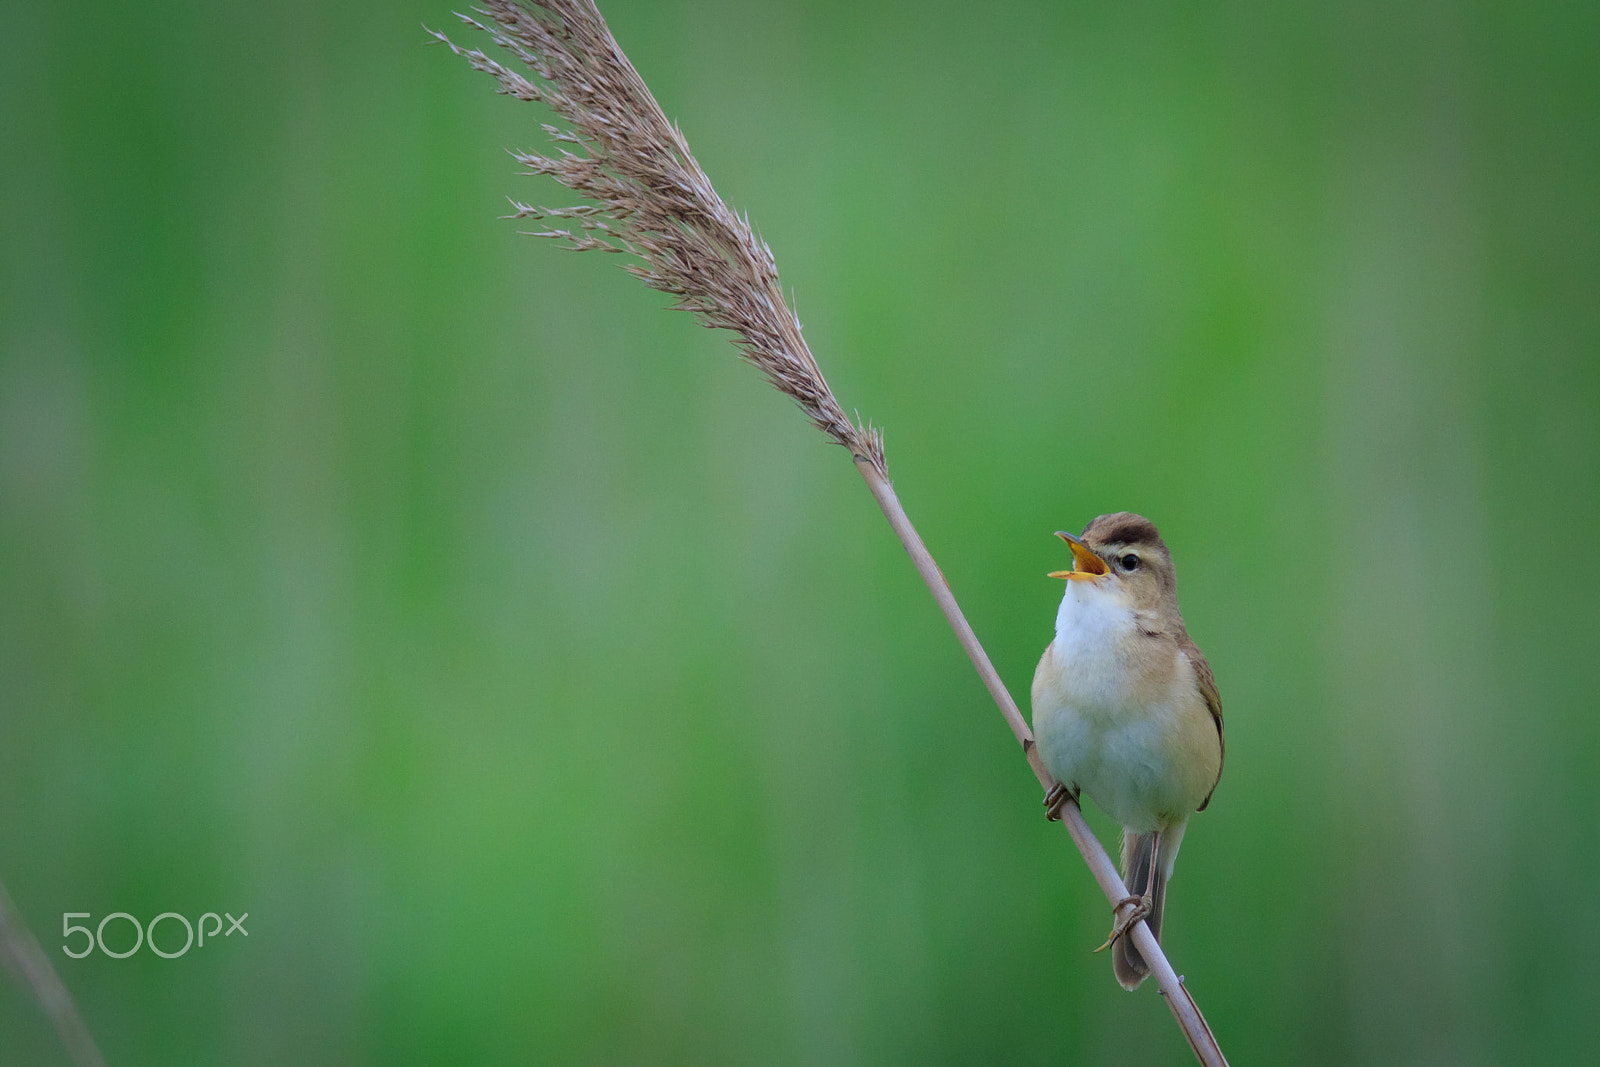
3,0 -> 1597,1062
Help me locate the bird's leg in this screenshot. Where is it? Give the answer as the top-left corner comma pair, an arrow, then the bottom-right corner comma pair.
1093,894 -> 1150,953
1145,829 -> 1162,910
1042,782 -> 1078,821
1094,829 -> 1161,953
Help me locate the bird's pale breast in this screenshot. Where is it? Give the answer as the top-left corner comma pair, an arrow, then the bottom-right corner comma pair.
1032,581 -> 1219,832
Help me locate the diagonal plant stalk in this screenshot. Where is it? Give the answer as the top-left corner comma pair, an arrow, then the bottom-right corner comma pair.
432,3 -> 1227,1063
0,876 -> 107,1067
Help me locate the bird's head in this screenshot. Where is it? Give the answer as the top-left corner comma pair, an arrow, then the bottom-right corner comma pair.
1049,512 -> 1178,610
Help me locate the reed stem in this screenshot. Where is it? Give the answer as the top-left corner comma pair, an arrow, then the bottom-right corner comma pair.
0,877 -> 106,1067
855,458 -> 1226,1067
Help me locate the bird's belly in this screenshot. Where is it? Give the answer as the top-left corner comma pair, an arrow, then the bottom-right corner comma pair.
1033,659 -> 1217,832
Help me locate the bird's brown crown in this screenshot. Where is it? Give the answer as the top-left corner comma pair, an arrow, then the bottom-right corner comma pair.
1080,512 -> 1167,554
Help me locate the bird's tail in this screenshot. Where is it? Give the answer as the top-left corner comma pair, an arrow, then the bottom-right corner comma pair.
1113,828 -> 1172,991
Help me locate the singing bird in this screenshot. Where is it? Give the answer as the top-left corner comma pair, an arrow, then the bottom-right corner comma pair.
1031,512 -> 1223,990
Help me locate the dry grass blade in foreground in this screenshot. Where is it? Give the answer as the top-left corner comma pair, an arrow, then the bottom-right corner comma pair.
432,3 -> 1227,1063
0,876 -> 106,1067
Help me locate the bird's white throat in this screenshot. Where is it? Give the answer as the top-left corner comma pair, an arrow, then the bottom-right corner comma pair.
1053,577 -> 1137,656
1047,577 -> 1147,715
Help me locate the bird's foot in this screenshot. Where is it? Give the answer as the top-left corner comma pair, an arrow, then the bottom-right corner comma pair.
1093,894 -> 1152,953
1043,783 -> 1077,821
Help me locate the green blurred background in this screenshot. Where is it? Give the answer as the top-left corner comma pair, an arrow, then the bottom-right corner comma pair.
3,0 -> 1597,1062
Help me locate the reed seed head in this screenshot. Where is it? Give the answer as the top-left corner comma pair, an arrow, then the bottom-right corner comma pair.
431,0 -> 886,473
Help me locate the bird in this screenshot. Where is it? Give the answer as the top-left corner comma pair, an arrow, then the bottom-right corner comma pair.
1030,512 -> 1223,990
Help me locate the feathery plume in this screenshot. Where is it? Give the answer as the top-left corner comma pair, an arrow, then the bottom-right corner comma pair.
428,0 -> 884,474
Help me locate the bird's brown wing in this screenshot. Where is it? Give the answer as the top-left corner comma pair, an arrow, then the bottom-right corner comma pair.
1185,639 -> 1224,811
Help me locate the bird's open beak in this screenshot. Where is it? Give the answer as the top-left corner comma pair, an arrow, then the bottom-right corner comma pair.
1048,530 -> 1110,581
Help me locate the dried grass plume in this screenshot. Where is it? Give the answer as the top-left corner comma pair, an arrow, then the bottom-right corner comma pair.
428,0 -> 885,474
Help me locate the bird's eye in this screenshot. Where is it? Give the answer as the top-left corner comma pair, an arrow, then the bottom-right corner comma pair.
1118,553 -> 1141,572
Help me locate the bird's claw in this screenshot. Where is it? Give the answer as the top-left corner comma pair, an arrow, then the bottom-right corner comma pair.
1093,894 -> 1151,953
1043,782 -> 1076,821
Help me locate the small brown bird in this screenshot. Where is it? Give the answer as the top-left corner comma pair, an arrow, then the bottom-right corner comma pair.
1031,513 -> 1223,990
